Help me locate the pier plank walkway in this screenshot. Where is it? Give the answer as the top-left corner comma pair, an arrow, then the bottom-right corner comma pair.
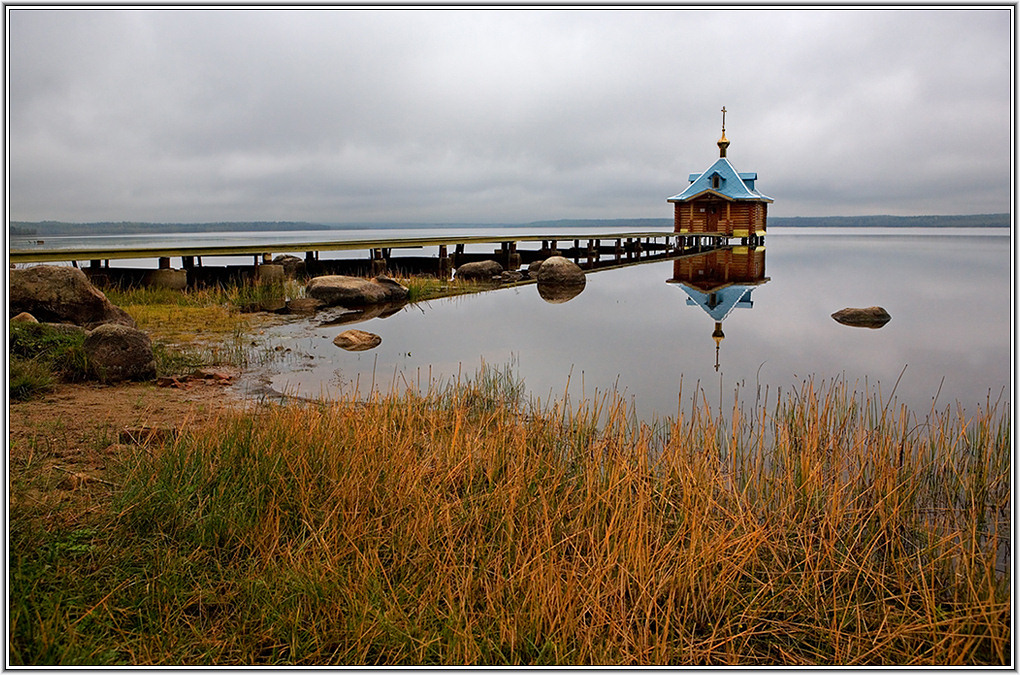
9,230 -> 733,265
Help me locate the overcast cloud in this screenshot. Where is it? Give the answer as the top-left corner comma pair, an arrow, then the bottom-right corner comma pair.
7,7 -> 1013,223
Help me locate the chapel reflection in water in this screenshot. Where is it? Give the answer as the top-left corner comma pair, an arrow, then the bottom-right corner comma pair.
666,245 -> 769,371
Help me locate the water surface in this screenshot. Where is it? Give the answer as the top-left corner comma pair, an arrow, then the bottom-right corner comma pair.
248,229 -> 1011,420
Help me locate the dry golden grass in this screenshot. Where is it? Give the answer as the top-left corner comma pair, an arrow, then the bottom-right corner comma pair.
67,369 -> 1009,666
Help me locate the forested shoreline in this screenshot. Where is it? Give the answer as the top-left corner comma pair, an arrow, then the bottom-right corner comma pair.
9,213 -> 1010,237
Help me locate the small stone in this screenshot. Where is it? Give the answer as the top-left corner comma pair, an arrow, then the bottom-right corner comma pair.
10,312 -> 38,323
156,376 -> 183,388
831,306 -> 891,329
333,329 -> 382,352
191,367 -> 234,382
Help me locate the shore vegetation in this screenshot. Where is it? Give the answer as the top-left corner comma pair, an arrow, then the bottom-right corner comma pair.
8,358 -> 1010,665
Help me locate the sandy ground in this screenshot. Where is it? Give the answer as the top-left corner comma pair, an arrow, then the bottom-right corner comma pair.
8,375 -> 249,518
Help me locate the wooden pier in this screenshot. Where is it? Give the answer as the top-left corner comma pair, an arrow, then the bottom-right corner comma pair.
9,231 -> 752,288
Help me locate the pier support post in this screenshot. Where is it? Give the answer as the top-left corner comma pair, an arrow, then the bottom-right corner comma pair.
508,241 -> 520,270
371,248 -> 387,276
438,245 -> 452,277
158,257 -> 171,270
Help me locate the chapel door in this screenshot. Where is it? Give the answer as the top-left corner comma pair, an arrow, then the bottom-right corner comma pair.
706,205 -> 720,233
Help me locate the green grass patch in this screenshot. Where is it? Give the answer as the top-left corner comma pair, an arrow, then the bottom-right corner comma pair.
9,322 -> 90,398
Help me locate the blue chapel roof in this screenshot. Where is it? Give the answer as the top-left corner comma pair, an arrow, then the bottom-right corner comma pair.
672,282 -> 756,323
668,157 -> 773,203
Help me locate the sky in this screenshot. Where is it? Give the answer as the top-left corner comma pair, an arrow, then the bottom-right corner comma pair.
6,7 -> 1014,224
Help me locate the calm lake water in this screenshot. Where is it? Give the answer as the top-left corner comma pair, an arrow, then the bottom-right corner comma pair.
235,227 -> 1011,421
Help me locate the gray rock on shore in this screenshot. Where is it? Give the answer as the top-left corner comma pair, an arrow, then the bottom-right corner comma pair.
10,265 -> 136,329
306,275 -> 409,307
83,323 -> 156,382
831,306 -> 892,328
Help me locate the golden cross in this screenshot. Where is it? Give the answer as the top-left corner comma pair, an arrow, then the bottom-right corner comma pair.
721,106 -> 727,133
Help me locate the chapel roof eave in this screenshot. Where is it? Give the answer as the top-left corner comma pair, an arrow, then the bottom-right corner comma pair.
666,190 -> 774,204
666,188 -> 734,203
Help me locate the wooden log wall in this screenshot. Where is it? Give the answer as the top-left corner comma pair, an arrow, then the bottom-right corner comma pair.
674,199 -> 768,236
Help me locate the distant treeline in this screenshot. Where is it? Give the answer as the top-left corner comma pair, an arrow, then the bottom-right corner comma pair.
8,221 -> 333,236
9,213 -> 1010,236
527,214 -> 1011,229
768,213 -> 1010,228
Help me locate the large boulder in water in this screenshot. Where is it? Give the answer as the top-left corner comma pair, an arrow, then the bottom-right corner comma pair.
535,256 -> 586,286
10,265 -> 136,329
83,323 -> 156,382
455,260 -> 503,281
535,256 -> 586,303
831,306 -> 891,329
306,275 -> 409,307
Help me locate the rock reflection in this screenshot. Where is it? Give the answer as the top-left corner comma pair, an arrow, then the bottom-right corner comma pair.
317,301 -> 407,326
536,281 -> 585,304
667,245 -> 769,371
